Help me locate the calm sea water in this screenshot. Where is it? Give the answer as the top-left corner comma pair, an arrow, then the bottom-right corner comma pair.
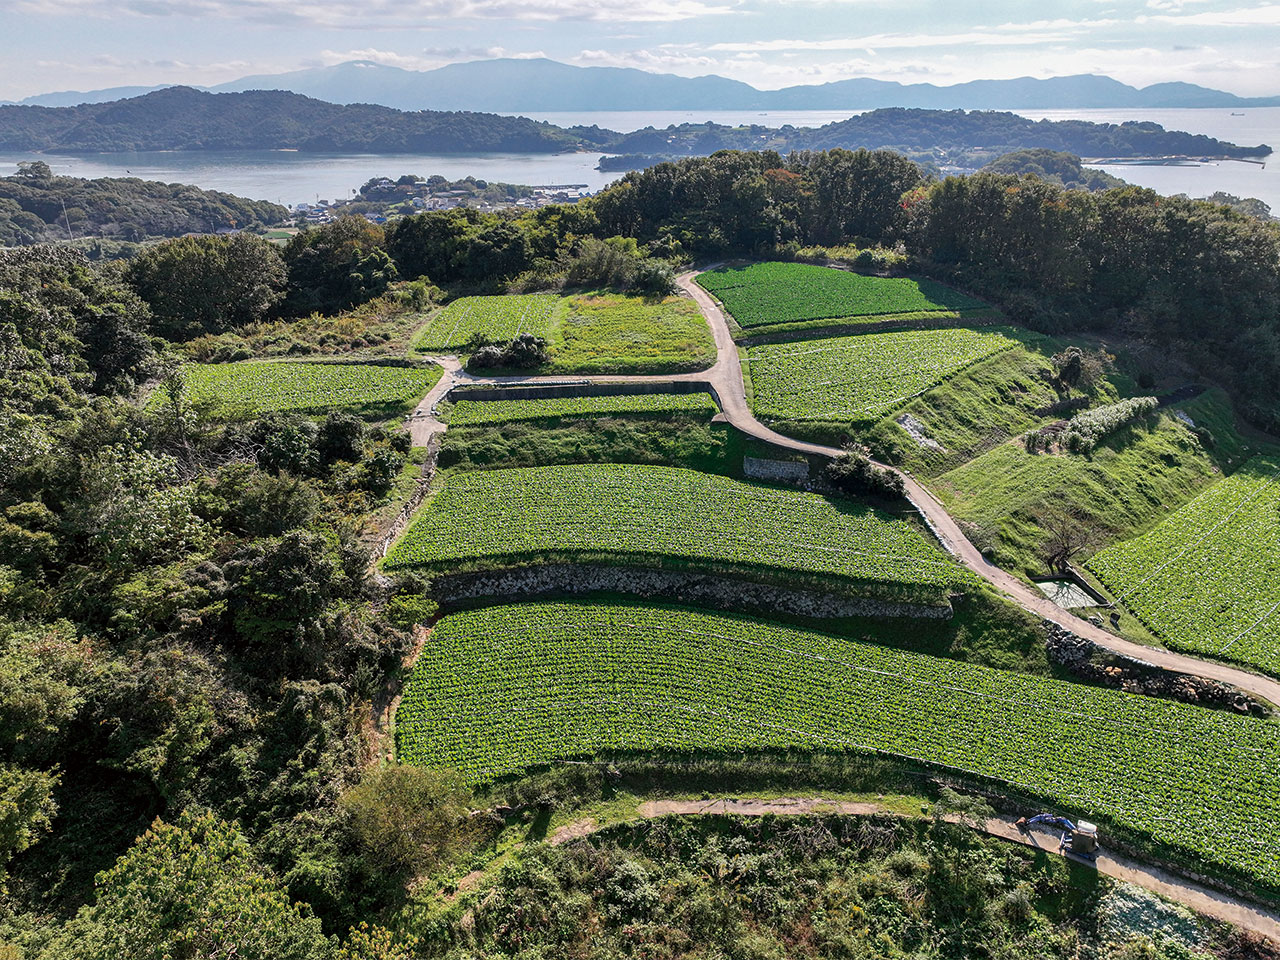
2,107 -> 1276,210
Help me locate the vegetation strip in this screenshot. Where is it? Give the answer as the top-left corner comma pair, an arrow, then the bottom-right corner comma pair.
1087,456 -> 1280,675
696,261 -> 985,328
383,463 -> 971,589
446,392 -> 718,426
149,360 -> 442,418
747,327 -> 1021,425
396,601 -> 1280,892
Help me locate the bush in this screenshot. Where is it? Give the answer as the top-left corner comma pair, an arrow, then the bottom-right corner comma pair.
466,334 -> 549,371
822,450 -> 905,499
1061,396 -> 1158,454
633,258 -> 678,296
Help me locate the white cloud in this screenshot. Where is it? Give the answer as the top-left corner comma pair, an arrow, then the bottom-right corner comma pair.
12,0 -> 736,24
1143,2 -> 1280,24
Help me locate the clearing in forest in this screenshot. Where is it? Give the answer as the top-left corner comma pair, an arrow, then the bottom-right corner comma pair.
150,360 -> 442,419
1086,456 -> 1280,675
747,327 -> 1020,427
382,463 -> 969,592
446,392 -> 718,427
696,262 -> 986,329
396,600 -> 1280,894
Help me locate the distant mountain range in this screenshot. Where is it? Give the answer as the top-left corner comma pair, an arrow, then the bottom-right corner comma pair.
5,58 -> 1279,113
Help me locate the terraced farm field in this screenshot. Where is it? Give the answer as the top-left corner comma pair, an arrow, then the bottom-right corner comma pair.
697,262 -> 986,328
412,294 -> 558,352
383,463 -> 970,591
1087,457 -> 1280,675
397,601 -> 1280,891
151,361 -> 442,419
748,327 -> 1022,426
447,392 -> 718,427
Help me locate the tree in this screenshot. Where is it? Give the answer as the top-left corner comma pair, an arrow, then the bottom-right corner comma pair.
49,811 -> 334,960
822,449 -> 905,499
1035,501 -> 1103,574
284,217 -> 396,316
339,765 -> 472,882
127,233 -> 286,340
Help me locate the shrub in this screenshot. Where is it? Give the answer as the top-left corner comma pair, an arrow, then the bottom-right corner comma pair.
1061,396 -> 1158,454
466,334 -> 550,371
822,450 -> 906,499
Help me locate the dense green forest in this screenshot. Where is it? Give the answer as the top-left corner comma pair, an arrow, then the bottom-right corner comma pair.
0,161 -> 287,244
0,88 -> 1267,165
1,145 -> 1279,955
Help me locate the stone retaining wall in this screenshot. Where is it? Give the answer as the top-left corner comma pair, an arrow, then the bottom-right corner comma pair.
1045,621 -> 1268,716
435,563 -> 953,621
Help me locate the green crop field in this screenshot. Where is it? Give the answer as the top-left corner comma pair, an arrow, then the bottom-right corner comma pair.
697,262 -> 986,328
383,463 -> 970,590
150,361 -> 442,419
747,327 -> 1021,426
412,294 -> 558,352
446,392 -> 718,427
413,292 -> 715,374
397,600 -> 1280,891
1087,456 -> 1280,675
546,293 -> 715,374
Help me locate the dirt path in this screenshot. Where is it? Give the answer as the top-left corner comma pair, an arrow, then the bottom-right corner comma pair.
401,270 -> 1280,709
549,799 -> 1279,942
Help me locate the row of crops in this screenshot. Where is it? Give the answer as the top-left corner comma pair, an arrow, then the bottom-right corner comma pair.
446,392 -> 719,427
149,360 -> 442,418
413,294 -> 558,352
697,262 -> 986,328
396,601 -> 1280,890
747,327 -> 1021,426
1087,456 -> 1280,675
383,463 -> 972,590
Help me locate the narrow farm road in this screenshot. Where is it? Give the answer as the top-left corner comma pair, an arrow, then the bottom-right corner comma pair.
547,799 -> 1280,942
403,271 -> 1280,707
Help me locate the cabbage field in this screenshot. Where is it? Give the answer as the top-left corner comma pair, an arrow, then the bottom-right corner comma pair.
383,463 -> 971,591
413,294 -> 558,352
1087,456 -> 1280,675
397,601 -> 1280,891
747,327 -> 1020,426
447,392 -> 719,427
151,360 -> 442,418
697,262 -> 986,328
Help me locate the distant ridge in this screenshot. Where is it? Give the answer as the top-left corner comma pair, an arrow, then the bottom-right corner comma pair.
8,58 -> 1280,112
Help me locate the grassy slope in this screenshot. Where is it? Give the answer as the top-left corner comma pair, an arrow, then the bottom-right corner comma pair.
863,342 -> 1117,477
932,410 -> 1224,578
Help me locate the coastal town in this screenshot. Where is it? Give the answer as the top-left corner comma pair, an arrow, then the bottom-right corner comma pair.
291,173 -> 591,225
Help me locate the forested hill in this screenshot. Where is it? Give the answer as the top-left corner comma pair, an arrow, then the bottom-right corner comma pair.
0,162 -> 287,244
609,108 -> 1272,168
0,88 -> 1268,167
0,86 -> 612,154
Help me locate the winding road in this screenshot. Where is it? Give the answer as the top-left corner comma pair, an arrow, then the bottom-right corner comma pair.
407,270 -> 1280,709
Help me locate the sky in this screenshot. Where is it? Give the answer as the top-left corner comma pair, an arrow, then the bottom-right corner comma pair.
2,0 -> 1279,100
